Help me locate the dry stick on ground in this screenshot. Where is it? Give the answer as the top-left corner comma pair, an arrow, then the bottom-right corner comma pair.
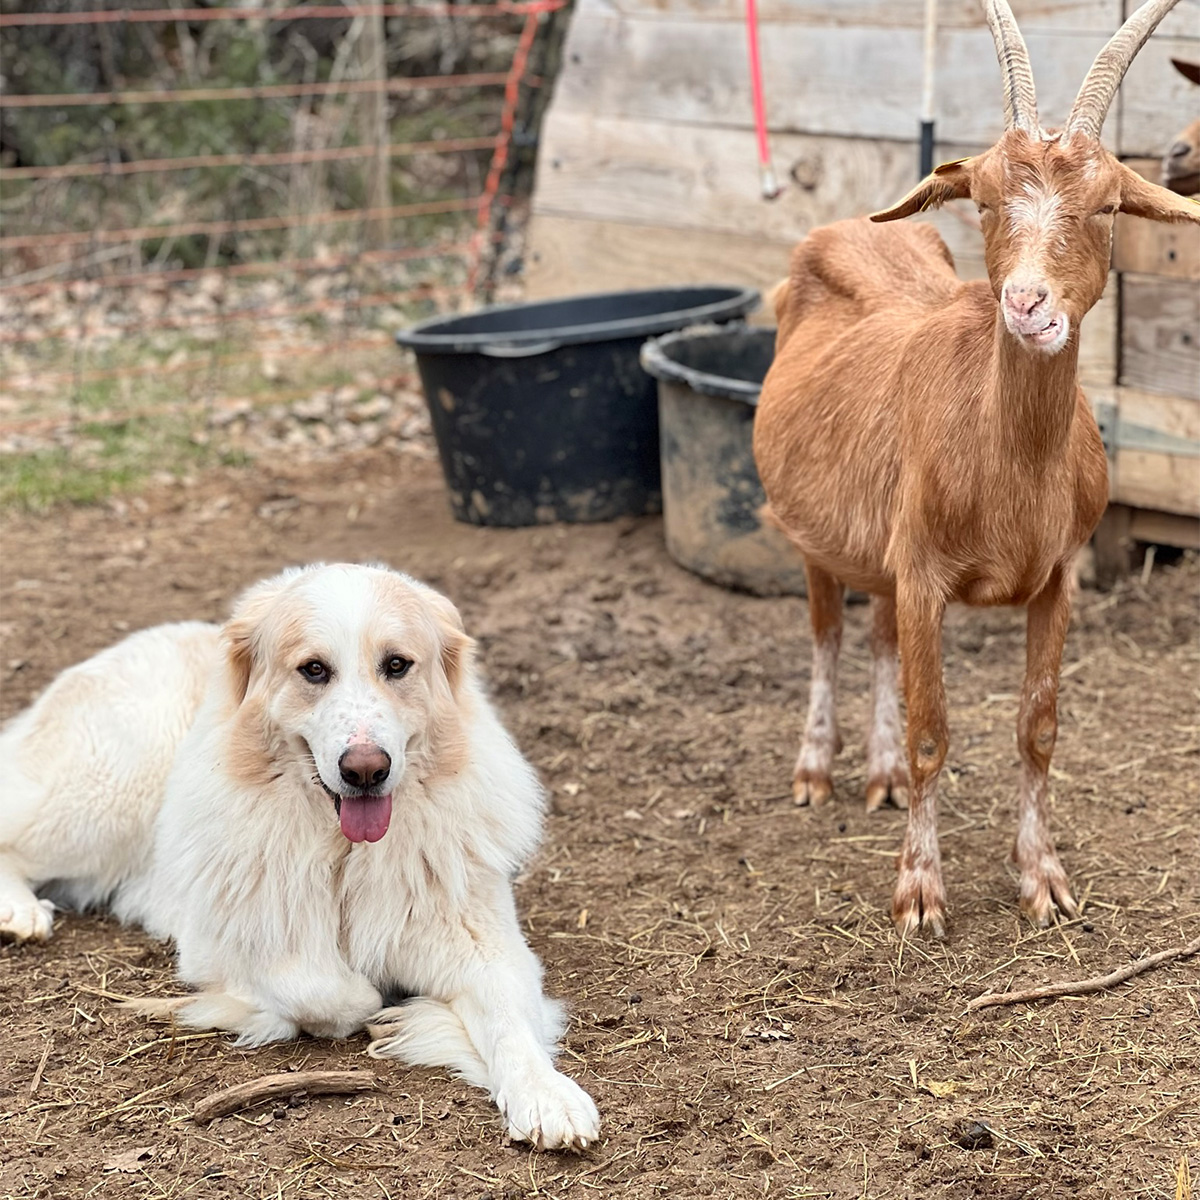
29,1038 -> 52,1097
192,1070 -> 380,1123
967,934 -> 1200,1012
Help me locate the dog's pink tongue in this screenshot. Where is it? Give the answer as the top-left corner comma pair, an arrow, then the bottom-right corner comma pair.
339,794 -> 392,843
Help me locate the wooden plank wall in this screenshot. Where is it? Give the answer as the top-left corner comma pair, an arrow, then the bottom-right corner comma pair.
525,0 -> 1200,521
1095,386 -> 1200,517
1109,157 -> 1200,520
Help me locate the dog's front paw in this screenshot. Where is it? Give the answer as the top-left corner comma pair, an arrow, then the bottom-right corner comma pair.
0,897 -> 55,943
498,1069 -> 600,1152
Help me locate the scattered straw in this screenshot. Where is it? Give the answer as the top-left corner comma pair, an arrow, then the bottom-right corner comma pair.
28,1038 -> 52,1097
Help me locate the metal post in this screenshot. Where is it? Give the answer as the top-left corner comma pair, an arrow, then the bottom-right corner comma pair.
358,7 -> 391,247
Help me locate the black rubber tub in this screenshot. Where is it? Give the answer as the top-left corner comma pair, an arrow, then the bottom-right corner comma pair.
396,286 -> 759,526
641,323 -> 807,596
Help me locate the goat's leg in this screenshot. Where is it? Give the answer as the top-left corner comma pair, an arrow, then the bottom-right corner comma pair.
866,594 -> 909,812
892,585 -> 949,937
793,563 -> 844,806
1014,565 -> 1077,927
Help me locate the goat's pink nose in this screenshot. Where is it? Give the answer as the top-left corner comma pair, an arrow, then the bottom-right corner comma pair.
1004,282 -> 1049,317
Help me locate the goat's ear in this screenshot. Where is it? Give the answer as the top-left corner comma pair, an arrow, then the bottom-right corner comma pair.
870,158 -> 973,223
1171,58 -> 1200,86
1118,162 -> 1200,224
222,569 -> 299,705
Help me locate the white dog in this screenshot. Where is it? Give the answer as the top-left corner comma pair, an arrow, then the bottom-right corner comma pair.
0,563 -> 599,1151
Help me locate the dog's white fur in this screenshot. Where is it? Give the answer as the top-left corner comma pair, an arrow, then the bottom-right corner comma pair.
0,563 -> 599,1150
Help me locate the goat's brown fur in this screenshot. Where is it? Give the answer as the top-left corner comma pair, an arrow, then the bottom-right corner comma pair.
754,7 -> 1200,937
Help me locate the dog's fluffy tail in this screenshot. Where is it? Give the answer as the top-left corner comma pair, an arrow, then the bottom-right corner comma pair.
123,992 -> 299,1046
366,998 -> 492,1091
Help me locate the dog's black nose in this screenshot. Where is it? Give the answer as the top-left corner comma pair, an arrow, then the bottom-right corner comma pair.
339,744 -> 392,790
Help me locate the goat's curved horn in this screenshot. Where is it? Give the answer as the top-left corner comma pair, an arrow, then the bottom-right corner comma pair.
1065,0 -> 1180,141
983,0 -> 1040,134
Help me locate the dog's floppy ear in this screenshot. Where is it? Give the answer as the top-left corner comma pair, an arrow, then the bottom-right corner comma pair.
427,592 -> 475,697
420,589 -> 475,781
222,568 -> 303,705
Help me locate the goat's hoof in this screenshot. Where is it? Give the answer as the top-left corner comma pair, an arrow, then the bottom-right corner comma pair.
893,901 -> 947,940
865,774 -> 909,812
892,870 -> 947,939
793,772 -> 834,807
1018,863 -> 1078,928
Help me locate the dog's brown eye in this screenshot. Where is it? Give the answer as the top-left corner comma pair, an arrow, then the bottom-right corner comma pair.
299,660 -> 330,684
385,656 -> 412,680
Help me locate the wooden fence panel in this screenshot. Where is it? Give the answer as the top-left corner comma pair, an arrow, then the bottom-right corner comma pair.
535,112 -> 987,256
557,14 -> 1119,143
1121,276 -> 1200,402
577,0 -> 1122,30
525,214 -> 794,297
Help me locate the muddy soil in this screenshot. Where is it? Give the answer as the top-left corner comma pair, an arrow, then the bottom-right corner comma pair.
0,451 -> 1196,1199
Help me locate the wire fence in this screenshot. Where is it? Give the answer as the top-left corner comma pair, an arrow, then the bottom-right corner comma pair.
0,0 -> 568,498
0,4 -> 560,25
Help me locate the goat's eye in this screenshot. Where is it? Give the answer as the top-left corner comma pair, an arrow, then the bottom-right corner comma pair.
298,660 -> 331,684
1094,204 -> 1116,215
384,655 -> 413,680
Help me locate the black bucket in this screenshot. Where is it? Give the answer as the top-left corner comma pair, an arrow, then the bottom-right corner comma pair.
396,286 -> 759,526
641,324 -> 807,596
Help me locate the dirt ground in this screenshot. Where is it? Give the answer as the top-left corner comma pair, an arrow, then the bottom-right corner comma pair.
0,450 -> 1197,1200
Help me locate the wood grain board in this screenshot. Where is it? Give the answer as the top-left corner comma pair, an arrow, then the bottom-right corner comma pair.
1120,275 -> 1200,402
578,0 -> 1123,31
524,214 -> 794,298
1113,212 -> 1200,281
558,8 -> 1195,153
1092,386 -> 1200,518
1129,508 -> 1200,550
534,113 -> 988,261
1113,449 -> 1200,518
556,15 -> 1123,146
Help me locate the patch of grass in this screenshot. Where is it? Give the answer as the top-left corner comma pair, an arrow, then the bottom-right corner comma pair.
0,414 -> 220,510
0,449 -> 140,509
71,375 -> 123,413
0,315 -> 417,512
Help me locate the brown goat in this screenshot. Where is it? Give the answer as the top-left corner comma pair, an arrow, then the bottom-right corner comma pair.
753,0 -> 1200,938
1163,58 -> 1199,194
